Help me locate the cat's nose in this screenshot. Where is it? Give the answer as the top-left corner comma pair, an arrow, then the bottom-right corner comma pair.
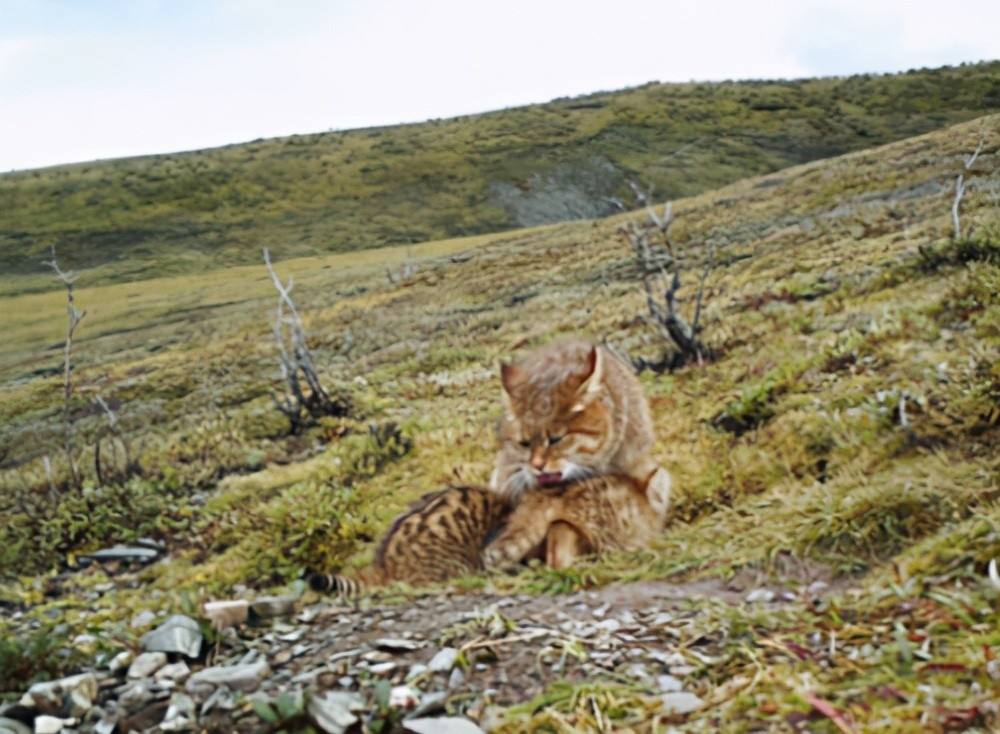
530,454 -> 546,470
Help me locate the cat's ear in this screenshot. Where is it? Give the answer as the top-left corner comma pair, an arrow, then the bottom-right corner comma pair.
500,361 -> 523,395
577,345 -> 604,397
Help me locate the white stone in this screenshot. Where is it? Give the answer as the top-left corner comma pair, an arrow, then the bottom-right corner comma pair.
428,648 -> 458,673
185,660 -> 270,697
660,692 -> 704,714
128,651 -> 168,679
404,717 -> 484,734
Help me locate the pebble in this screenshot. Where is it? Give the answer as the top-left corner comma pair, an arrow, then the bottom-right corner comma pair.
404,716 -> 485,734
155,662 -> 191,683
186,660 -> 270,697
160,692 -> 196,731
130,610 -> 158,629
202,600 -> 249,631
745,588 -> 775,603
27,673 -> 97,717
660,691 -> 704,714
376,638 -> 423,652
250,595 -> 297,619
141,615 -> 203,658
128,652 -> 168,679
108,651 -> 133,673
0,718 -> 30,734
33,716 -> 73,734
389,685 -> 419,710
656,674 -> 683,692
367,662 -> 397,676
308,691 -> 363,734
428,648 -> 458,673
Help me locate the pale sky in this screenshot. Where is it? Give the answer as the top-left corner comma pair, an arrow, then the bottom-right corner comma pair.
2,0 -> 998,171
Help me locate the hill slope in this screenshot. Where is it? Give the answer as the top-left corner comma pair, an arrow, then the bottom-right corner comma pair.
2,62 -> 1000,293
0,115 -> 998,729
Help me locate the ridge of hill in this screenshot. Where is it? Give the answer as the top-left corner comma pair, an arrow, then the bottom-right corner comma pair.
2,61 -> 999,294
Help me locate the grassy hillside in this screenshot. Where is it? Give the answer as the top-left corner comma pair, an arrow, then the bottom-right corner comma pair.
2,62 -> 1000,294
1,115 -> 998,729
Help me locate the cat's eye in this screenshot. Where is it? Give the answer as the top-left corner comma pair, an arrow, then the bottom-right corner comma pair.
518,440 -> 530,448
547,435 -> 564,445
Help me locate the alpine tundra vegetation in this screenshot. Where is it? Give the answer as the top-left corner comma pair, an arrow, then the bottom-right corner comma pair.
1,67 -> 999,731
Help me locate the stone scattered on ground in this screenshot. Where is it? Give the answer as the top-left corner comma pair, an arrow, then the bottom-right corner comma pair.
140,615 -> 203,658
6,576 -> 841,732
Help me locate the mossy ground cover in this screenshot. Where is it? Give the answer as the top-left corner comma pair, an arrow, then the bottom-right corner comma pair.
1,63 -> 999,294
1,115 -> 998,729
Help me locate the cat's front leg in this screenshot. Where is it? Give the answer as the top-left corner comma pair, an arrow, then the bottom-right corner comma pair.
483,501 -> 553,570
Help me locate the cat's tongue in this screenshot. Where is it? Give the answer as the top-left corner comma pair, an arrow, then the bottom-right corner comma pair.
536,472 -> 563,487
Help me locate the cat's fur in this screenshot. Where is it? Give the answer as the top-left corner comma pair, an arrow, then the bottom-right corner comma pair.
490,339 -> 671,516
483,473 -> 667,570
310,485 -> 510,594
310,475 -> 665,596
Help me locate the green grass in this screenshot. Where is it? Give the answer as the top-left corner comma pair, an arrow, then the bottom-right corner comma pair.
1,113 -> 998,727
2,62 -> 1000,294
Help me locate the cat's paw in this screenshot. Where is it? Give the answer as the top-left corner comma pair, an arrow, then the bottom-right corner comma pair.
483,534 -> 532,570
646,467 -> 672,518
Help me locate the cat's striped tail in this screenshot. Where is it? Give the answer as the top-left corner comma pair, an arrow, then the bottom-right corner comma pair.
307,571 -> 368,598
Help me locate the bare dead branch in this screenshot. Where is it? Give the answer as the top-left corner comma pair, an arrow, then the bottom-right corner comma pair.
618,187 -> 715,369
43,246 -> 86,490
952,138 -> 985,241
263,248 -> 349,433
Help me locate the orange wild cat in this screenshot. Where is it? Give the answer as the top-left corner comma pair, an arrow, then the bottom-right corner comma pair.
489,339 -> 671,516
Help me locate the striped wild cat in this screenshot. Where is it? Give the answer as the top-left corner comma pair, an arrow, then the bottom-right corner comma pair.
490,339 -> 671,516
309,485 -> 511,596
483,473 -> 667,570
310,474 -> 666,597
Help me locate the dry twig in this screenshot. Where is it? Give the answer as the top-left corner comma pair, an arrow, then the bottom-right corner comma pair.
618,186 -> 715,368
42,246 -> 86,489
263,248 -> 348,432
952,139 -> 984,241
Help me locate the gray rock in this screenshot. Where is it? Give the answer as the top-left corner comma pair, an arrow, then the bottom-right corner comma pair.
375,638 -> 422,652
249,595 -> 297,619
389,685 -> 419,710
202,600 -> 249,631
160,692 -> 196,731
406,663 -> 428,681
407,691 -> 447,719
308,691 -> 364,734
131,610 -> 158,629
185,660 -> 270,697
199,687 -> 236,717
367,662 -> 396,676
141,615 -> 203,658
0,717 -> 31,734
27,673 -> 97,717
128,652 -> 167,679
745,588 -> 775,603
656,674 -> 683,692
660,691 -> 704,714
108,651 -> 133,673
447,667 -> 465,689
81,545 -> 160,563
32,716 -> 73,734
119,680 -> 171,710
404,716 -> 485,734
155,662 -> 191,683
428,647 -> 458,673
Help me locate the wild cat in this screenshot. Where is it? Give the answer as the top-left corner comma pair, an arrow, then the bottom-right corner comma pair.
482,473 -> 665,570
489,339 -> 671,517
310,486 -> 510,594
310,475 -> 664,597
